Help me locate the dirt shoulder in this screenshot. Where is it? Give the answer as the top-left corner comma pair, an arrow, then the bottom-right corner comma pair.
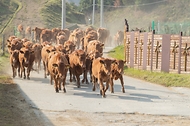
0,82 -> 45,126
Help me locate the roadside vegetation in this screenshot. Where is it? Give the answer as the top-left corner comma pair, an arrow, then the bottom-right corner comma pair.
0,53 -> 12,84
108,45 -> 190,88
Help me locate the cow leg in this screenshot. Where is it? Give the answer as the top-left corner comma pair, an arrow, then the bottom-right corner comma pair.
69,68 -> 73,82
58,80 -> 61,91
27,67 -> 31,80
99,81 -> 106,98
38,60 -> 41,72
20,66 -> 23,78
62,76 -> 67,93
92,76 -> 96,91
23,67 -> 26,79
120,75 -> 125,93
46,61 -> 49,76
43,61 -> 47,78
82,69 -> 89,84
76,74 -> 80,88
50,75 -> 53,85
109,78 -> 114,93
54,78 -> 59,93
104,80 -> 110,93
18,67 -> 21,77
12,65 -> 15,78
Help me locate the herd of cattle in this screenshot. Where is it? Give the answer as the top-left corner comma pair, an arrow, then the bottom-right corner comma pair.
7,25 -> 125,98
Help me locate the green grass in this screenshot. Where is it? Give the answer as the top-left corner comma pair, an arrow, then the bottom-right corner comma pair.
108,45 -> 190,88
0,53 -> 12,84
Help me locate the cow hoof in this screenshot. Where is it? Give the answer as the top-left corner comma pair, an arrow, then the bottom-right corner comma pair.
122,89 -> 125,93
102,95 -> 106,98
27,77 -> 30,80
23,76 -> 26,79
56,89 -> 59,93
77,85 -> 80,88
81,79 -> 85,83
92,88 -> 95,91
63,89 -> 66,93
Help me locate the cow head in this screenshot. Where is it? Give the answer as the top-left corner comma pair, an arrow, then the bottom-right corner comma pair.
20,47 -> 34,66
100,58 -> 115,75
112,60 -> 126,75
10,50 -> 19,64
64,41 -> 76,54
74,50 -> 86,69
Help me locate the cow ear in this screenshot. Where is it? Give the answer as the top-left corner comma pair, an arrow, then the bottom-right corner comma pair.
20,50 -> 24,54
100,60 -> 105,64
52,63 -> 58,67
112,60 -> 116,63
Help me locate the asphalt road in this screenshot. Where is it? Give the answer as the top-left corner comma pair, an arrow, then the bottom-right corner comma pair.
13,47 -> 190,120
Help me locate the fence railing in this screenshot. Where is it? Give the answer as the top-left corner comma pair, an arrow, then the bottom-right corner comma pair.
124,30 -> 190,74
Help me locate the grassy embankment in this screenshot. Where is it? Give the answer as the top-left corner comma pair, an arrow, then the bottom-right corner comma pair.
108,45 -> 190,88
0,53 -> 12,84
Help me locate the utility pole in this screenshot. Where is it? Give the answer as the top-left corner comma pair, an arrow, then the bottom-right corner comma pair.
92,0 -> 95,26
100,0 -> 103,27
62,0 -> 66,29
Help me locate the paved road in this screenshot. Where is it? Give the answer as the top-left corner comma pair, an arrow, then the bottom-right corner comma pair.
13,47 -> 190,118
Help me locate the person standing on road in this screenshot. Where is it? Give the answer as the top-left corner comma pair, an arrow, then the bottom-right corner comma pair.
125,19 -> 129,32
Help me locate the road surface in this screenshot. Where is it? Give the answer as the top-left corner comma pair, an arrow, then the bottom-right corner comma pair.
12,47 -> 190,126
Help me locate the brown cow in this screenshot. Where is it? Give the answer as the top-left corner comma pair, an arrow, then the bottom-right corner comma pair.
41,45 -> 56,78
97,28 -> 110,46
22,41 -> 33,48
7,36 -> 17,42
17,24 -> 24,33
56,29 -> 70,44
114,30 -> 124,46
19,47 -> 35,79
32,27 -> 44,42
63,40 -> 76,54
32,43 -> 42,73
7,38 -> 23,54
71,28 -> 84,49
40,29 -> 52,43
69,49 -> 86,88
10,50 -> 20,78
48,52 -> 69,92
92,57 -> 115,98
81,30 -> 98,52
82,40 -> 104,84
110,59 -> 126,93
25,26 -> 31,39
51,28 -> 61,43
85,26 -> 95,35
55,44 -> 66,54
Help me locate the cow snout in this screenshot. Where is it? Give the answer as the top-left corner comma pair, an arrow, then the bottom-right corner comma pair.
25,60 -> 29,65
82,64 -> 86,69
